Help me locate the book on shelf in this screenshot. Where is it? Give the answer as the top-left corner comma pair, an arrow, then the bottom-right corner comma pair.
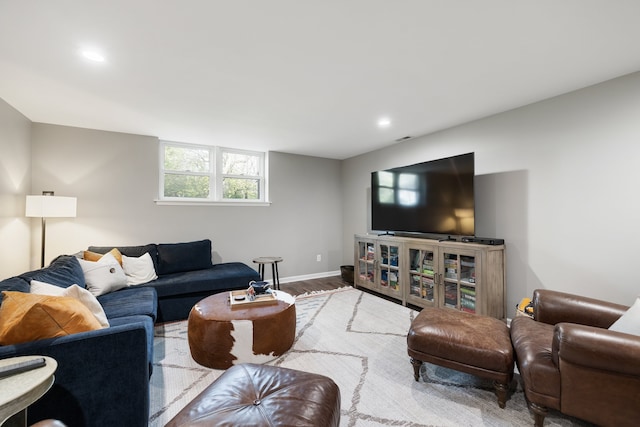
460,298 -> 476,309
460,291 -> 476,306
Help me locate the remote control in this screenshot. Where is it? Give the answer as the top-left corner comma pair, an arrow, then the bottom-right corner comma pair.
0,357 -> 46,379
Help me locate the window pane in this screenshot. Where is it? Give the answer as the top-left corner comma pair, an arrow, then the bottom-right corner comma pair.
164,146 -> 209,172
398,190 -> 418,206
222,152 -> 259,175
398,173 -> 418,190
378,171 -> 394,188
378,187 -> 395,204
223,177 -> 259,199
164,174 -> 210,198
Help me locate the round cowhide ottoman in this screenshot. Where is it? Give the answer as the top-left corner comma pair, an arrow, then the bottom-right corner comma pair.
188,291 -> 295,369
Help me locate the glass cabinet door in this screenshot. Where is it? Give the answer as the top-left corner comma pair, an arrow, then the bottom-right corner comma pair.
357,241 -> 375,286
408,247 -> 436,303
378,243 -> 400,291
442,253 -> 459,308
459,255 -> 477,313
441,252 -> 477,313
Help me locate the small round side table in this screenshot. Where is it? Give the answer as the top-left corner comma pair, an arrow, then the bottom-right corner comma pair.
252,256 -> 283,290
0,355 -> 57,426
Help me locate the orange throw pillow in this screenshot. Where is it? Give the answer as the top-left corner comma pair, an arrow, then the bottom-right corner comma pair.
83,248 -> 123,266
0,291 -> 103,345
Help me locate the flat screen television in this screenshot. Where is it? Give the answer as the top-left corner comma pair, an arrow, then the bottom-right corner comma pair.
371,152 -> 475,237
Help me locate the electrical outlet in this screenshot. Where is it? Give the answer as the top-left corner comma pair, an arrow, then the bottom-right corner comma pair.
316,254 -> 322,262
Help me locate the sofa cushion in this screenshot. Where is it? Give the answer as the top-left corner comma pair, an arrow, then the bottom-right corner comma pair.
147,262 -> 258,298
83,248 -> 123,266
88,244 -> 159,273
31,281 -> 109,328
122,253 -> 158,286
0,276 -> 30,306
0,291 -> 103,345
97,286 -> 158,322
19,255 -> 85,289
156,239 -> 213,275
78,252 -> 128,296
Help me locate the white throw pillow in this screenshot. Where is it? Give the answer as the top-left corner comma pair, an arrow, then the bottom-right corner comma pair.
608,297 -> 640,336
122,253 -> 158,286
30,280 -> 109,328
78,252 -> 127,297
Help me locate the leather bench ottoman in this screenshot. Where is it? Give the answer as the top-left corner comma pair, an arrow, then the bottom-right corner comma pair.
166,363 -> 341,427
407,307 -> 514,408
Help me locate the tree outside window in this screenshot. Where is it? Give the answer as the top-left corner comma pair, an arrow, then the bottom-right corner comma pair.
160,142 -> 266,203
221,151 -> 262,200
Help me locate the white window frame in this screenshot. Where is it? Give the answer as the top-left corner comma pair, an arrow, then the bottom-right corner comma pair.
215,147 -> 266,202
157,141 -> 269,206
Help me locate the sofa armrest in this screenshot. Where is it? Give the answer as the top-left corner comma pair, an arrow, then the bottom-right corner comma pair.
533,289 -> 628,328
552,322 -> 640,426
552,323 -> 640,376
0,323 -> 150,427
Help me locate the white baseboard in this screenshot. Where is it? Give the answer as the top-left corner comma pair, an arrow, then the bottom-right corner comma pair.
263,270 -> 341,285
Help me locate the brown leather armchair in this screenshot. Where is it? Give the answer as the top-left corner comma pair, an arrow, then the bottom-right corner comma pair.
510,289 -> 640,427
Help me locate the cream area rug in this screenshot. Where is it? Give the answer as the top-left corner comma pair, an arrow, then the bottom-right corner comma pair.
149,287 -> 591,426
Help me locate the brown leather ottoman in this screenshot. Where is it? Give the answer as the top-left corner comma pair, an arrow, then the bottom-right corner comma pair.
166,363 -> 341,427
188,291 -> 296,369
407,307 -> 514,408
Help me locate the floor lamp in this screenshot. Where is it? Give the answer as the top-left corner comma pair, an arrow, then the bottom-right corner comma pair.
26,191 -> 77,268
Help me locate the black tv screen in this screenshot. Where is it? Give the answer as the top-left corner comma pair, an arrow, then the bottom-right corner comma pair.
371,152 -> 475,236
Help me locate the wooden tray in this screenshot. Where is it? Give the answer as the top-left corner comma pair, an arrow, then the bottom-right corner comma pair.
229,290 -> 278,308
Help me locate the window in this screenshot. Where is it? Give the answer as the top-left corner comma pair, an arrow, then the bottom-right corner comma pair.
375,170 -> 419,207
160,142 -> 267,204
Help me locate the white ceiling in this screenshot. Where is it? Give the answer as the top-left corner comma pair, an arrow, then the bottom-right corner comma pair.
1,1 -> 639,160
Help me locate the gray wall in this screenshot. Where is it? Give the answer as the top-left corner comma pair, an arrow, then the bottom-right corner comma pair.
28,124 -> 343,279
342,71 -> 640,314
4,71 -> 640,313
0,98 -> 31,277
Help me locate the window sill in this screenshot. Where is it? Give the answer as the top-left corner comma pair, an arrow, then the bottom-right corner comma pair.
154,199 -> 271,207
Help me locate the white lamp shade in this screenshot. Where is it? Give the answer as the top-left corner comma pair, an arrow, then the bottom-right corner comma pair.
26,195 -> 77,218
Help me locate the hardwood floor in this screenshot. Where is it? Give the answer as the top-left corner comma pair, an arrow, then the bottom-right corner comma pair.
278,276 -> 410,310
278,275 -> 352,296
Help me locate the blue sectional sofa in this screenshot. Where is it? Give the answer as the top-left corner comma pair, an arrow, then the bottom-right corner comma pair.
88,239 -> 261,322
0,239 -> 260,427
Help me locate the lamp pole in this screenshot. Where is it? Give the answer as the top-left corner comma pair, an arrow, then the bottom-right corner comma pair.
39,191 -> 54,268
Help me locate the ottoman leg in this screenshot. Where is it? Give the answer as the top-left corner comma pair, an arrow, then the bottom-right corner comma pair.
494,381 -> 508,409
410,358 -> 422,381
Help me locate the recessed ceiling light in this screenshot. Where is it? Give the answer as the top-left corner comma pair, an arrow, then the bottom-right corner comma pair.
81,50 -> 105,62
377,118 -> 391,128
